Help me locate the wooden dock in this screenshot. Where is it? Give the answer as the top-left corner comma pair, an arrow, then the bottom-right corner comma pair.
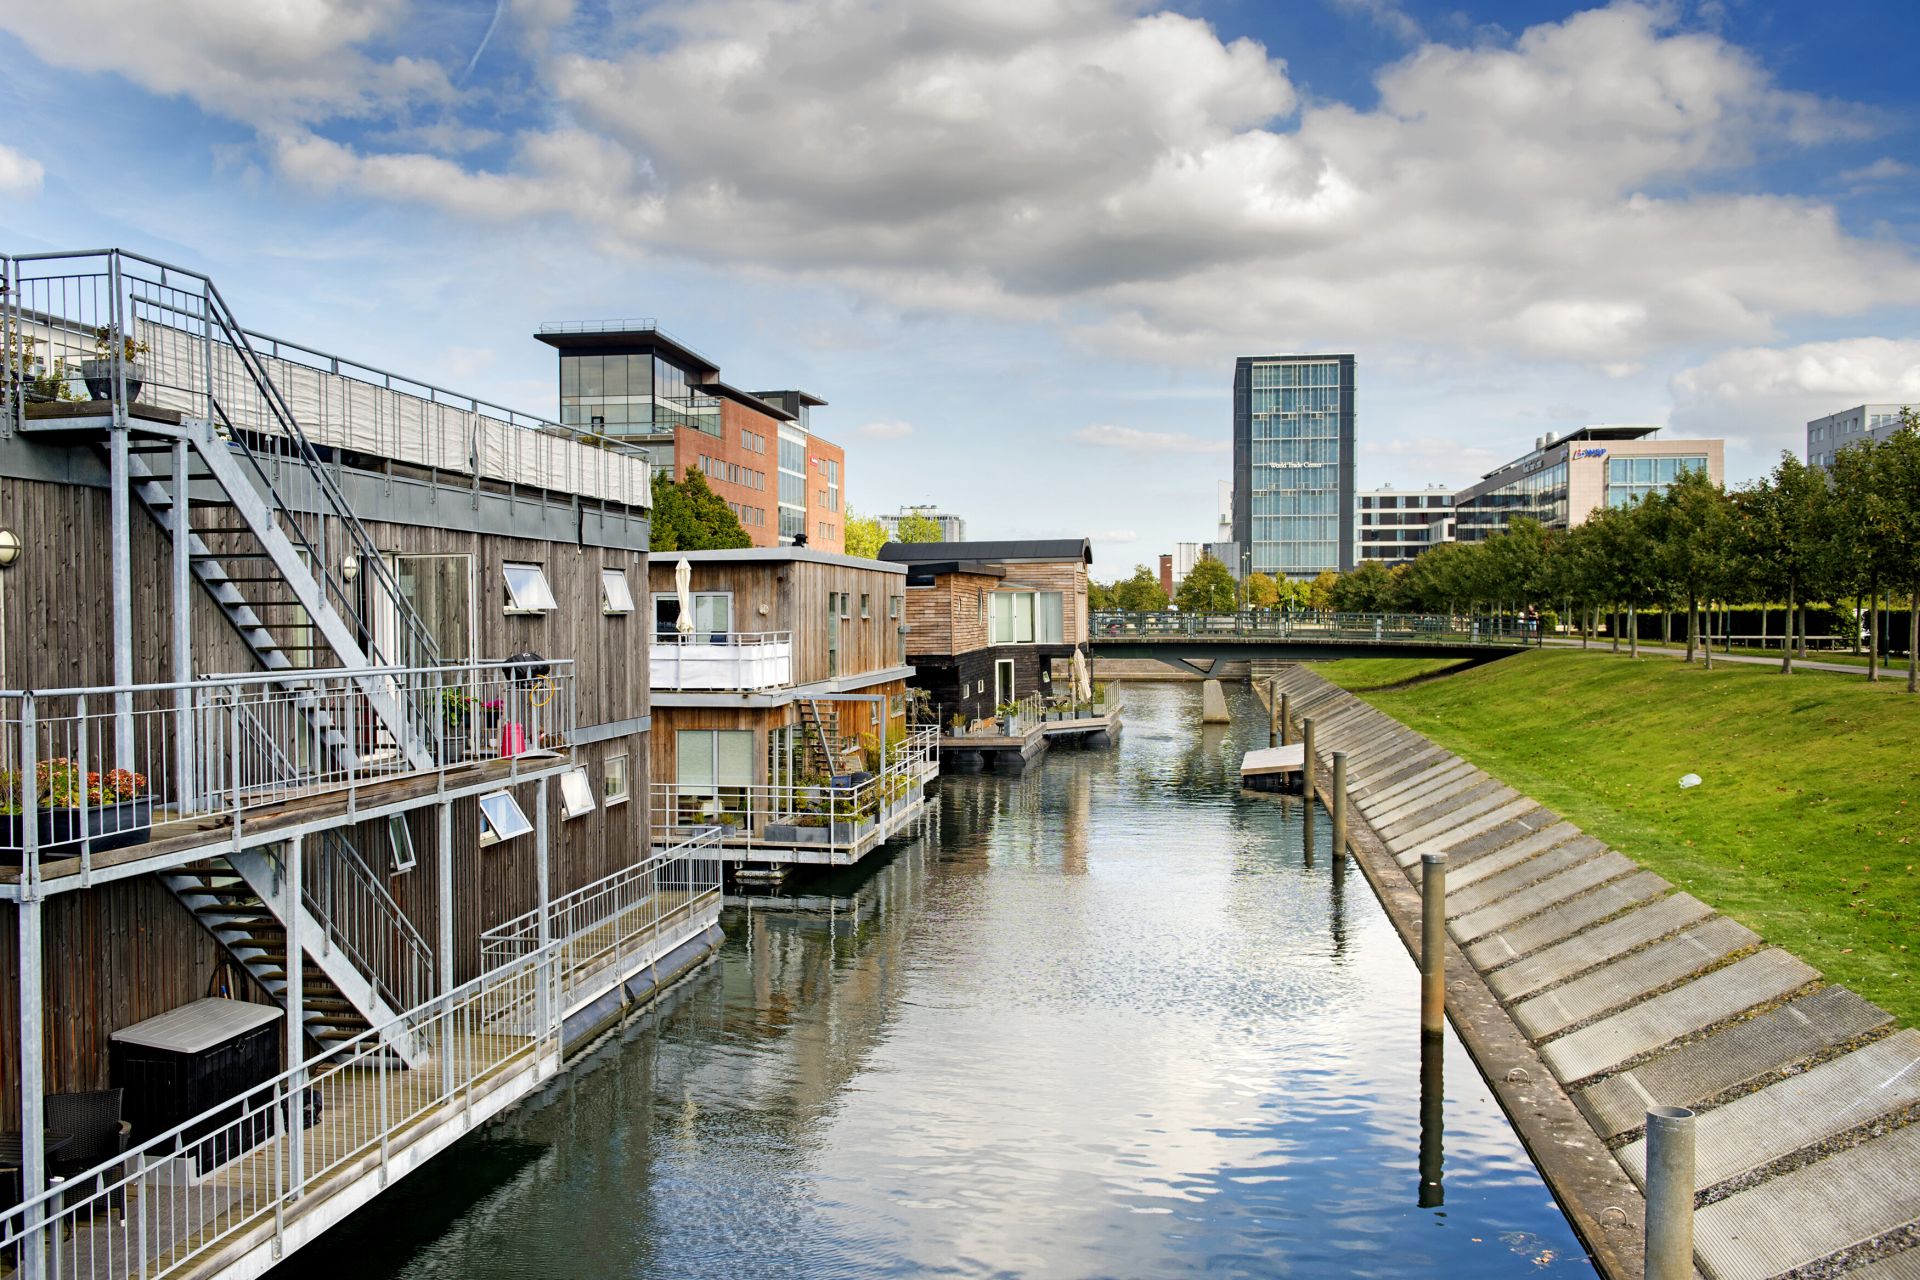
1239,744 -> 1304,791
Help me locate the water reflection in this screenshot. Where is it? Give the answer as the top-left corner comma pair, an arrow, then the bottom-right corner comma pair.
287,681 -> 1590,1280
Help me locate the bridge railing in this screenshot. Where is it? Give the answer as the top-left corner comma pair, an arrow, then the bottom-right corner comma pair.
1090,610 -> 1535,645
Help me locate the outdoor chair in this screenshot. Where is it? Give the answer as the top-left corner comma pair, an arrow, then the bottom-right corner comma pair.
44,1089 -> 132,1222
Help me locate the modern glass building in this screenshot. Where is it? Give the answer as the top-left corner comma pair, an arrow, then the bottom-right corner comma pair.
1232,354 -> 1356,580
1357,486 -> 1454,565
1452,426 -> 1723,541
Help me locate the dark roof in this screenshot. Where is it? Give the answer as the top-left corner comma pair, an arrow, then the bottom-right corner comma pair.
880,538 -> 1092,567
698,380 -> 796,421
533,322 -> 720,378
901,561 -> 1007,586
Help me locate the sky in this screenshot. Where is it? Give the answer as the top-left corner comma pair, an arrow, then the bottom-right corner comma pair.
2,0 -> 1917,577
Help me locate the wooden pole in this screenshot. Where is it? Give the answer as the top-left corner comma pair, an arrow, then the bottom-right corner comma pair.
1421,852 -> 1446,1037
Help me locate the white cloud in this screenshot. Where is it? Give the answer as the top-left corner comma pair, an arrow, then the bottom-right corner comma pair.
1839,157 -> 1912,185
854,420 -> 915,439
11,0 -> 1917,374
1669,337 -> 1920,465
0,0 -> 449,122
1074,424 -> 1229,454
0,144 -> 43,195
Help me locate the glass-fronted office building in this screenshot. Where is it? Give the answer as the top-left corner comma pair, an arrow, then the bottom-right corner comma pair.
1232,354 -> 1356,580
1452,426 -> 1722,541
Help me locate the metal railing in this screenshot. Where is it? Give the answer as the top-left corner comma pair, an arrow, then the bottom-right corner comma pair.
0,862 -> 717,1280
2,250 -> 447,693
648,726 -> 939,860
4,250 -> 654,510
308,830 -> 436,1016
479,830 -> 723,1010
1090,610 -> 1535,644
648,631 -> 793,691
1,660 -> 575,887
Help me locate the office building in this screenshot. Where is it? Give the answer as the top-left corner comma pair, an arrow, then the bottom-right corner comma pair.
1452,426 -> 1724,541
536,322 -> 845,551
1232,354 -> 1356,580
1807,404 -> 1909,469
878,505 -> 968,543
1357,486 -> 1454,565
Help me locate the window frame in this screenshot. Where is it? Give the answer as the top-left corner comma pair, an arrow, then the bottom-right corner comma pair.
604,754 -> 630,806
478,790 -> 534,847
601,568 -> 636,616
559,766 -> 596,820
502,562 -> 558,615
386,814 -> 417,873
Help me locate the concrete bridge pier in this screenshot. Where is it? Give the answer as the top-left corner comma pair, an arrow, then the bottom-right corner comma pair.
1201,679 -> 1231,723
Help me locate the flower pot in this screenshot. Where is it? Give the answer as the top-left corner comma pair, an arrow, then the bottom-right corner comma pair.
82,359 -> 146,403
0,797 -> 153,861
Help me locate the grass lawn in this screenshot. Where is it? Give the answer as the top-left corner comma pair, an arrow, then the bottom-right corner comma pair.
1301,656 -> 1480,691
1315,648 -> 1920,1026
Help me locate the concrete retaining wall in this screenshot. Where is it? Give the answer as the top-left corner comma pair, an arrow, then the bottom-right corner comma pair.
1266,668 -> 1919,1280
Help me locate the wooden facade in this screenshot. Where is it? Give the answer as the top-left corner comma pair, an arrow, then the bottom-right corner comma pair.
1,450 -> 651,1115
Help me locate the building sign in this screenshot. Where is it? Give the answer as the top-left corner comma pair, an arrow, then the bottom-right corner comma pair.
1572,446 -> 1609,460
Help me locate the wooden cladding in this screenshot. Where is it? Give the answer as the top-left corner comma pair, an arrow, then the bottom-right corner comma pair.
645,556 -> 907,685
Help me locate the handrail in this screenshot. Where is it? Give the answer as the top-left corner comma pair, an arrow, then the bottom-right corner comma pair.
650,630 -> 792,647
1089,609 -> 1535,645
310,829 -> 435,1013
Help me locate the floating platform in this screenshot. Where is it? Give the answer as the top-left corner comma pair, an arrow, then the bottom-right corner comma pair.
1239,743 -> 1305,792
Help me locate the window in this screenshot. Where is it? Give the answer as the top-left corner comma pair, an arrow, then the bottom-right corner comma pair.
654,592 -> 731,641
560,767 -> 596,820
978,593 -> 987,625
990,592 -> 1037,644
604,754 -> 629,805
601,568 -> 635,615
383,553 -> 473,664
889,595 -> 901,619
502,562 -> 557,614
1038,592 -> 1064,644
860,593 -> 871,619
386,815 -> 416,873
676,729 -> 753,824
478,790 -> 533,847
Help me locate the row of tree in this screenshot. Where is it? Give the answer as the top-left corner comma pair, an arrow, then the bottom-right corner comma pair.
844,510 -> 943,558
1315,411 -> 1920,689
650,470 -> 951,557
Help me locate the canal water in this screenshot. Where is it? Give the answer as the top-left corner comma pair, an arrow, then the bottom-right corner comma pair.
288,681 -> 1592,1278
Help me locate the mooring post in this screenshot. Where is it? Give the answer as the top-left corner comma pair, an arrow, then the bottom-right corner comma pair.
1279,692 -> 1291,746
1302,718 -> 1316,797
1421,851 -> 1446,1037
1268,679 -> 1279,748
1418,1031 -> 1445,1207
1331,751 -> 1348,858
1644,1106 -> 1696,1280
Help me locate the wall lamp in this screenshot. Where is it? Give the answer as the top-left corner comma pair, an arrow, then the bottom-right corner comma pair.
0,530 -> 20,568
341,553 -> 360,582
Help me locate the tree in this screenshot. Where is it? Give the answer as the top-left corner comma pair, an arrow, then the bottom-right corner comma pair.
844,511 -> 887,559
1877,410 -> 1920,693
1245,572 -> 1280,609
895,512 -> 944,543
1330,560 -> 1395,611
1654,470 -> 1736,666
651,466 -> 751,552
1306,568 -> 1339,611
1110,564 -> 1169,612
1742,453 -> 1833,675
1175,557 -> 1237,613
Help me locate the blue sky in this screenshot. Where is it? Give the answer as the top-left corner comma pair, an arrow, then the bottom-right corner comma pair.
2,0 -> 1917,576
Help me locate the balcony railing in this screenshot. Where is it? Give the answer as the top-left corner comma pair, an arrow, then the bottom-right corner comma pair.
0,846 -> 721,1280
1,660 -> 575,886
1091,610 -> 1535,644
648,631 -> 792,691
649,726 -> 939,860
479,829 -> 723,1013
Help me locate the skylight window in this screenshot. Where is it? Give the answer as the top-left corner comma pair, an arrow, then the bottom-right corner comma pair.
560,767 -> 596,820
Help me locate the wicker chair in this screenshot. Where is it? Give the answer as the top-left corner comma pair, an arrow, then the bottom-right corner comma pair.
44,1090 -> 132,1221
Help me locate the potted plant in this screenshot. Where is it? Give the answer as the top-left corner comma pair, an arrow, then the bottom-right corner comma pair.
82,326 -> 150,403
995,701 -> 1021,735
948,712 -> 967,736
0,759 -> 152,860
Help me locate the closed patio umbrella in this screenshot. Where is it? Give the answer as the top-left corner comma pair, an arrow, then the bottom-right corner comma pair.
674,557 -> 695,638
1072,646 -> 1092,702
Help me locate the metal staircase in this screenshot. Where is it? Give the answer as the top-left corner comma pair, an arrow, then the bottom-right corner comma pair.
798,698 -> 845,779
161,835 -> 432,1067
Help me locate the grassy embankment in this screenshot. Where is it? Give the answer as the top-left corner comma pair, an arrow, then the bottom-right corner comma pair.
1310,649 -> 1920,1026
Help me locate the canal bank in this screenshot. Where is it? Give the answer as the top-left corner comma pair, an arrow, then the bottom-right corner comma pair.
274,681 -> 1591,1280
1264,666 -> 1920,1280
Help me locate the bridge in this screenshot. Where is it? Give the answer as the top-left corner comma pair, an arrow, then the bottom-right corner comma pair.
1088,611 -> 1534,672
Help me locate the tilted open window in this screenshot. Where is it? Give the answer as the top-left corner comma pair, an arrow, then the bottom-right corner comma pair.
601,568 -> 635,615
560,767 -> 596,820
502,562 -> 557,614
478,790 -> 533,846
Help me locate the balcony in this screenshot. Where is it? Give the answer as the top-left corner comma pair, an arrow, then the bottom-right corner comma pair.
0,660 -> 576,893
650,726 -> 940,865
649,632 -> 792,692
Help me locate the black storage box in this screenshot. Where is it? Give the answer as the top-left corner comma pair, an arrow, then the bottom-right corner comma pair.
110,998 -> 284,1175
